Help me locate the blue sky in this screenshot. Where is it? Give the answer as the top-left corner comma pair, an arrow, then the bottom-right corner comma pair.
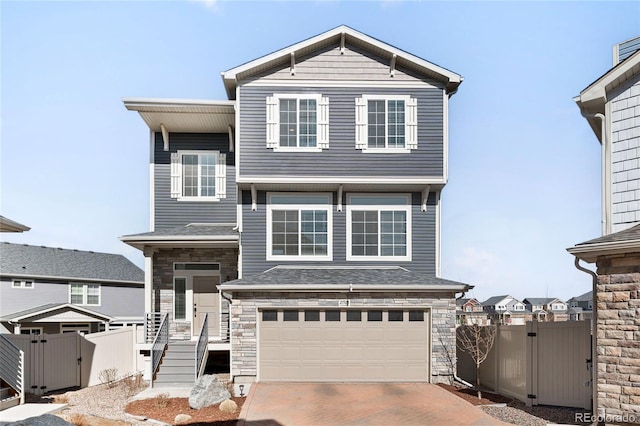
2,1 -> 638,302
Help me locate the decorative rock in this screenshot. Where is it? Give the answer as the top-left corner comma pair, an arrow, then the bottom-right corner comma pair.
174,414 -> 192,424
189,375 -> 231,409
219,398 -> 238,413
8,414 -> 73,426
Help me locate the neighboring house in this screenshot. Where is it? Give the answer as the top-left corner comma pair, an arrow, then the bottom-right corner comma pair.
0,216 -> 30,233
522,298 -> 568,322
121,25 -> 473,389
566,290 -> 593,321
455,297 -> 489,325
481,295 -> 530,325
569,37 -> 640,420
0,242 -> 144,334
574,36 -> 640,235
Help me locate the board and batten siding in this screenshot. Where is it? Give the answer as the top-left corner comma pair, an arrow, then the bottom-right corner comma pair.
240,190 -> 436,276
237,85 -> 444,178
610,72 -> 640,233
0,279 -> 144,318
251,43 -> 435,82
154,133 -> 237,229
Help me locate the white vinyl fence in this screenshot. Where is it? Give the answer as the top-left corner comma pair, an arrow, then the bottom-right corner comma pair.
457,320 -> 591,409
6,327 -> 141,395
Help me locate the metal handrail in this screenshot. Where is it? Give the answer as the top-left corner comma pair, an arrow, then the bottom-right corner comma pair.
144,312 -> 164,343
150,313 -> 169,386
195,313 -> 209,379
0,335 -> 24,404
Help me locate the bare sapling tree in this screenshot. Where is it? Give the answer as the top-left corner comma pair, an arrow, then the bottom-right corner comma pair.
456,324 -> 497,399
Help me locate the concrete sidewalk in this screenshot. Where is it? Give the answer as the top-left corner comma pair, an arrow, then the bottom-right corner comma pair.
239,383 -> 509,426
0,403 -> 67,425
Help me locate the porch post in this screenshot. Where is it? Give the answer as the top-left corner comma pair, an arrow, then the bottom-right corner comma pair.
143,247 -> 154,313
13,323 -> 21,334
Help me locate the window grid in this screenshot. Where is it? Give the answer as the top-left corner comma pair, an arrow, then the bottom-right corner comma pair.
367,99 -> 406,149
279,98 -> 317,148
279,99 -> 298,147
182,153 -> 216,197
70,283 -> 100,306
352,210 -> 406,257
387,100 -> 405,148
271,210 -> 328,257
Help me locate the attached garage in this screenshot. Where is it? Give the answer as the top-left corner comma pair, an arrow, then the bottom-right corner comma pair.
258,308 -> 430,382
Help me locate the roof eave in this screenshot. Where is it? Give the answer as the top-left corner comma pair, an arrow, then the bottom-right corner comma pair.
0,272 -> 144,286
0,216 -> 31,233
5,303 -> 115,322
120,235 -> 239,251
218,283 -> 472,292
567,238 -> 640,263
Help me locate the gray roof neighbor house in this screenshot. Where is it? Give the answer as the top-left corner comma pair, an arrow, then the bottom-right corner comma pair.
0,216 -> 30,233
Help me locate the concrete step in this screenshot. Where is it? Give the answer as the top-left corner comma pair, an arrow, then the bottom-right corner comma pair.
157,365 -> 194,375
154,373 -> 194,383
163,351 -> 194,360
161,358 -> 194,367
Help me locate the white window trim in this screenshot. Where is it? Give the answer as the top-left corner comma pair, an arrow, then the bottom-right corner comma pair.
356,94 -> 417,153
266,192 -> 333,262
267,93 -> 329,151
12,280 -> 34,289
69,283 -> 101,306
60,323 -> 91,334
170,150 -> 226,202
346,193 -> 412,262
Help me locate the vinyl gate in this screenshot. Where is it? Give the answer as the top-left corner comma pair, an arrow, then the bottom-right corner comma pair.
8,333 -> 80,395
458,320 -> 592,409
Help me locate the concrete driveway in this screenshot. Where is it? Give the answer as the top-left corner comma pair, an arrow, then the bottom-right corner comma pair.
238,383 -> 509,426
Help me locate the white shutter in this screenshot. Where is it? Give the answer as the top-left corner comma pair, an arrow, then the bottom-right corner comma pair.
170,152 -> 181,198
355,97 -> 368,150
317,96 -> 329,149
216,152 -> 227,199
266,96 -> 279,148
406,97 -> 418,150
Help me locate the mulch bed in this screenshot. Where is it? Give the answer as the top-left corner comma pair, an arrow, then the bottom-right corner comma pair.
438,383 -> 513,406
125,396 -> 245,425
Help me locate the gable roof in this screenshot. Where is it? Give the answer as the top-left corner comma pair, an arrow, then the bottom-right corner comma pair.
218,265 -> 472,292
482,295 -> 516,306
567,223 -> 640,263
568,290 -> 593,303
0,216 -> 30,233
221,25 -> 463,99
0,303 -> 113,323
523,297 -> 556,305
0,242 -> 144,284
575,49 -> 640,141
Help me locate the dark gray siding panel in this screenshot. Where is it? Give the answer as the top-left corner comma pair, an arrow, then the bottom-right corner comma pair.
154,133 -> 237,229
238,86 -> 443,178
0,279 -> 144,318
240,191 -> 436,276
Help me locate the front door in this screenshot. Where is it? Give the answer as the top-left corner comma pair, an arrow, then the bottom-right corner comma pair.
193,276 -> 220,338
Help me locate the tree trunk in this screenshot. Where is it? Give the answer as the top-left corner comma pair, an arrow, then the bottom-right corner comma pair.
476,363 -> 482,400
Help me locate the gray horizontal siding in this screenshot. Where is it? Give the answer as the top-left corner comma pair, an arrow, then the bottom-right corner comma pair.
240,190 -> 436,276
252,43 -> 430,82
0,279 -> 144,318
154,133 -> 237,229
617,37 -> 640,64
238,86 -> 444,178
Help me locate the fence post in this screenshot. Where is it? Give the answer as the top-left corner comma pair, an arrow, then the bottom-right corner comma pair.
526,320 -> 538,407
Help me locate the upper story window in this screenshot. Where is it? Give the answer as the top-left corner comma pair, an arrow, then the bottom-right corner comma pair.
355,95 -> 417,153
346,194 -> 411,261
266,94 -> 329,151
514,305 -> 524,311
12,280 -> 34,289
266,193 -> 332,261
70,283 -> 100,306
170,150 -> 226,201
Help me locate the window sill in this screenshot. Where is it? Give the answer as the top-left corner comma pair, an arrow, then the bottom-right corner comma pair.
267,255 -> 333,262
177,197 -> 221,202
361,148 -> 411,154
346,256 -> 412,262
273,147 -> 323,153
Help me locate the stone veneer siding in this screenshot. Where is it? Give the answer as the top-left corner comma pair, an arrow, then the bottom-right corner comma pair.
153,247 -> 238,339
595,254 -> 640,423
229,291 -> 457,384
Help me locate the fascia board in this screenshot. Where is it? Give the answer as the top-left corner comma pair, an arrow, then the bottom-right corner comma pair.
9,304 -> 114,322
218,284 -> 470,292
0,273 -> 143,286
236,176 -> 447,184
122,97 -> 235,109
577,50 -> 640,106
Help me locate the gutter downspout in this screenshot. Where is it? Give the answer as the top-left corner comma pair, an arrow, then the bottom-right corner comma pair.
582,112 -> 609,235
573,257 -> 597,415
220,291 -> 233,382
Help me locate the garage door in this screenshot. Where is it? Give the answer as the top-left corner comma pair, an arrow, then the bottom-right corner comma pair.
259,309 -> 430,382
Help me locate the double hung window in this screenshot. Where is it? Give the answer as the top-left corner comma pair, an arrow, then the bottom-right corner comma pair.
170,150 -> 226,200
266,94 -> 329,150
70,283 -> 100,306
346,194 -> 411,261
355,95 -> 417,152
267,194 -> 332,261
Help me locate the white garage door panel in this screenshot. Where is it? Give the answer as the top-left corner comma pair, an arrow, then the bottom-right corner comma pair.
259,309 -> 430,382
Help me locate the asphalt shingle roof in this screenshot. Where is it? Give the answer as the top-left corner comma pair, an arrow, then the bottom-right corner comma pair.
575,223 -> 640,246
0,242 -> 144,283
221,266 -> 471,287
523,298 -> 555,305
122,224 -> 237,238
